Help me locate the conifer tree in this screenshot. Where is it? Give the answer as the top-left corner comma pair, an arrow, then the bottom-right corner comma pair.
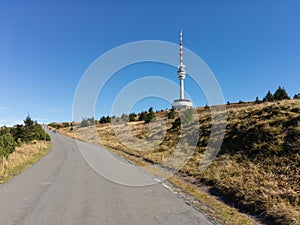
294,93 -> 300,99
263,90 -> 274,102
24,114 -> 34,127
0,131 -> 15,171
274,86 -> 290,100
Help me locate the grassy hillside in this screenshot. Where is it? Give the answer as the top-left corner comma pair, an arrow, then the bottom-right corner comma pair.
197,101 -> 300,224
60,99 -> 300,224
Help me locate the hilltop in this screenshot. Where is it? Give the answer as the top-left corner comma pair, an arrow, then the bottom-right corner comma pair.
57,99 -> 300,224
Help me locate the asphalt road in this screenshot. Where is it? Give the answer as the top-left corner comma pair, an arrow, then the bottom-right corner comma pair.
0,132 -> 213,225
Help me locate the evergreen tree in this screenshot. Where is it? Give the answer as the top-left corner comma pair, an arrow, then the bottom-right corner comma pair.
144,107 -> 155,123
106,116 -> 111,123
148,107 -> 154,113
0,131 -> 15,171
294,93 -> 300,99
11,124 -> 25,143
167,108 -> 176,119
263,90 -> 274,102
24,114 -> 34,127
11,115 -> 51,142
137,108 -> 156,123
99,116 -> 112,124
99,116 -> 107,124
274,86 -> 290,100
138,111 -> 147,121
255,96 -> 261,104
129,113 -> 136,122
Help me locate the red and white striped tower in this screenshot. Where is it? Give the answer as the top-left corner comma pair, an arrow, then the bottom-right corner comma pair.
177,29 -> 186,100
172,29 -> 193,109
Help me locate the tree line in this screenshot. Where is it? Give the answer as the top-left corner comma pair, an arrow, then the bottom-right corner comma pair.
81,107 -> 157,127
79,86 -> 299,127
262,86 -> 290,102
0,115 -> 50,171
226,86 -> 299,105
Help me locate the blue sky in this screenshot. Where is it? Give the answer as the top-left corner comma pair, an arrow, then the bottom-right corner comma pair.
1,0 -> 300,125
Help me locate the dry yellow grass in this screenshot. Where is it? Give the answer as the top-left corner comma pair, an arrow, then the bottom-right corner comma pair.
0,141 -> 51,184
59,99 -> 300,224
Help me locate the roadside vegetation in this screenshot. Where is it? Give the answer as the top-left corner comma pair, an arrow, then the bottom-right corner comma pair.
0,141 -> 50,185
0,115 -> 51,184
58,87 -> 300,224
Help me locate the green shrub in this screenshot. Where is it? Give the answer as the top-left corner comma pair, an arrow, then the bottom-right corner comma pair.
167,108 -> 176,119
81,117 -> 95,127
99,116 -> 111,124
0,131 -> 16,170
62,122 -> 70,127
138,107 -> 156,123
129,113 -> 136,122
48,122 -> 62,129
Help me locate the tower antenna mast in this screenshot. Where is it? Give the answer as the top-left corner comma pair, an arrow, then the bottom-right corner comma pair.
179,29 -> 183,66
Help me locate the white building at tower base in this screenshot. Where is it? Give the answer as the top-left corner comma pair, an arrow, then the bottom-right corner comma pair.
172,99 -> 193,110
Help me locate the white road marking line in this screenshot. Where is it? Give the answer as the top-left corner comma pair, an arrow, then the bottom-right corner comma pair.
162,183 -> 171,189
153,178 -> 161,183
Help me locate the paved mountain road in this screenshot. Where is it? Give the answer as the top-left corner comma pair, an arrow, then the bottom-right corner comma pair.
0,132 -> 214,225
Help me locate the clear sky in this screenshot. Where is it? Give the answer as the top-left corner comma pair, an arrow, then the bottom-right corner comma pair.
1,0 -> 300,125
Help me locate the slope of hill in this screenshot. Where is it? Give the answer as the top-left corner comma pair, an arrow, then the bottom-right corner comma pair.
59,99 -> 300,224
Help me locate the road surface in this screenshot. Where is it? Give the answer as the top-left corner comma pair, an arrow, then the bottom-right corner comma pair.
0,132 -> 213,225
